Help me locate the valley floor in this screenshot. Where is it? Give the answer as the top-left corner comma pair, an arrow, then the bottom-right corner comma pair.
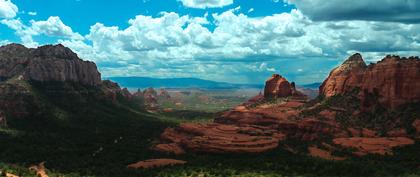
0,102 -> 419,177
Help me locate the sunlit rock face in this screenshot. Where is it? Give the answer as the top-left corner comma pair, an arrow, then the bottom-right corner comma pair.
264,74 -> 304,99
320,54 -> 420,109
0,43 -> 101,86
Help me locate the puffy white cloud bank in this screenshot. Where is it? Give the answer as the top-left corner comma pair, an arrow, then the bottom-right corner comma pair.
178,0 -> 233,9
1,16 -> 83,47
0,0 -> 18,18
1,1 -> 420,83
56,10 -> 420,83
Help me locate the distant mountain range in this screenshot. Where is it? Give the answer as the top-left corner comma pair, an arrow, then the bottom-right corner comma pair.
301,82 -> 322,89
106,76 -> 322,90
106,77 -> 264,89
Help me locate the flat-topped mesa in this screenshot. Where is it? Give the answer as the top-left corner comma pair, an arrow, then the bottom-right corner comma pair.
320,53 -> 420,109
264,74 -> 303,99
0,43 -> 101,86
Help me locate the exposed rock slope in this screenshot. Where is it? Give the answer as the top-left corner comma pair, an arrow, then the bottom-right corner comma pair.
320,54 -> 420,109
0,43 -> 101,86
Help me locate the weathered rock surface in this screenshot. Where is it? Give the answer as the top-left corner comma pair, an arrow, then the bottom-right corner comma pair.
155,123 -> 285,154
153,143 -> 185,155
127,159 -> 186,169
308,146 -> 345,160
333,137 -> 414,156
320,53 -> 367,97
0,44 -> 101,86
264,74 -> 304,99
320,54 -> 420,109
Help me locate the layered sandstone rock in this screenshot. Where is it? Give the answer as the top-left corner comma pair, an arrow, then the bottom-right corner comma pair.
333,137 -> 414,156
320,54 -> 420,109
154,123 -> 285,154
0,44 -> 101,86
308,146 -> 345,161
264,74 -> 303,99
127,159 -> 186,169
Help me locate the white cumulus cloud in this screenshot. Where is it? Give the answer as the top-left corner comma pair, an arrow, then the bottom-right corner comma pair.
0,0 -> 18,18
178,0 -> 233,9
1,16 -> 83,47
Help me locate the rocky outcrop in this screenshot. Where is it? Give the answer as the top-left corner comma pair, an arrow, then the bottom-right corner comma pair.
320,54 -> 420,109
333,137 -> 414,156
143,88 -> 158,108
154,123 -> 285,154
100,80 -> 134,103
127,159 -> 186,169
308,146 -> 345,161
264,74 -> 304,99
0,43 -> 101,86
320,53 -> 367,97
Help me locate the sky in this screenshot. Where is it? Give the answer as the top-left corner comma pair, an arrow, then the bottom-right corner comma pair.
0,0 -> 419,84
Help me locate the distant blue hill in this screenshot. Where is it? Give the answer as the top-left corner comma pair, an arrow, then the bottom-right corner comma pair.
106,77 -> 263,89
301,82 -> 322,89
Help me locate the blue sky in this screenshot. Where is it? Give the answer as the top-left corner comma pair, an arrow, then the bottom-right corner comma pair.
1,0 -> 419,84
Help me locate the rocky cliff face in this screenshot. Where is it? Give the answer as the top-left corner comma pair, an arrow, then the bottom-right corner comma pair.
264,74 -> 304,99
0,43 -> 101,86
320,54 -> 420,109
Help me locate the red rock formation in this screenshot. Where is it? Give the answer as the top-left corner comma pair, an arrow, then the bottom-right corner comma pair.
320,54 -> 420,109
308,146 -> 345,160
127,159 -> 186,169
153,143 -> 185,155
264,74 -> 303,98
320,53 -> 367,97
333,137 -> 414,156
143,87 -> 158,108
0,44 -> 101,86
155,123 -> 285,154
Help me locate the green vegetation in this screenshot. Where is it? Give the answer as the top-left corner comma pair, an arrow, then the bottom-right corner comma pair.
0,83 -> 419,177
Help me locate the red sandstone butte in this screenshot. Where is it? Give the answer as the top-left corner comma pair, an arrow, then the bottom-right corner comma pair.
264,74 -> 302,98
320,54 -> 420,109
